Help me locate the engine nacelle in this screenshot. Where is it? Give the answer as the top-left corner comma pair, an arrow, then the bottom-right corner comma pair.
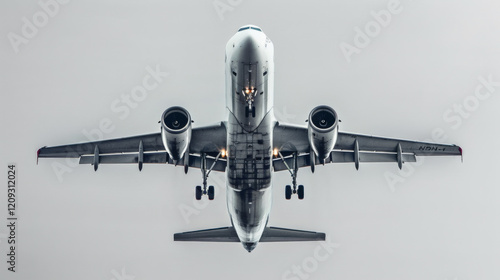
161,106 -> 192,162
308,105 -> 339,162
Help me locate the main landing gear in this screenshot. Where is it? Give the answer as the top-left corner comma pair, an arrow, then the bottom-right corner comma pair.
278,151 -> 305,200
195,152 -> 221,201
285,184 -> 304,200
195,185 -> 214,200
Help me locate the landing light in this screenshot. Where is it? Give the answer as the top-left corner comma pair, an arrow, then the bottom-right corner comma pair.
221,149 -> 226,157
273,148 -> 278,157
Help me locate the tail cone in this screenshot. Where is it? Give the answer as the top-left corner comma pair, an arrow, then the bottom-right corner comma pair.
242,242 -> 257,252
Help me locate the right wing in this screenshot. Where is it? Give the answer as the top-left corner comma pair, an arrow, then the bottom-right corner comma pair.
273,122 -> 462,171
38,122 -> 227,171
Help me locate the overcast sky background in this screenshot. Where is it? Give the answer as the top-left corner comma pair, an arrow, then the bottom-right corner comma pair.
1,0 -> 500,279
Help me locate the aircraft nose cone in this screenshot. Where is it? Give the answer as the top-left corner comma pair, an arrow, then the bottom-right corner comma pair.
239,36 -> 260,51
243,242 -> 257,252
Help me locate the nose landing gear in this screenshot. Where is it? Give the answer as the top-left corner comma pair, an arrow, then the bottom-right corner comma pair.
243,87 -> 257,118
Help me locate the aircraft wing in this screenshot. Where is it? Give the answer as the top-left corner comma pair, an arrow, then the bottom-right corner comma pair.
38,122 -> 227,171
273,122 -> 462,171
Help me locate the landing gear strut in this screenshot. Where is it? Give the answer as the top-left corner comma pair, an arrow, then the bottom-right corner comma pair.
278,151 -> 305,200
243,87 -> 257,118
195,152 -> 221,200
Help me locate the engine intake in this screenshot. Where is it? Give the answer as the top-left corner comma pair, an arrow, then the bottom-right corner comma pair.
308,105 -> 339,161
161,106 -> 192,162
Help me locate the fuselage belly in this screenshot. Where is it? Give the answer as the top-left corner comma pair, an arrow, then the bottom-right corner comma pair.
224,25 -> 275,251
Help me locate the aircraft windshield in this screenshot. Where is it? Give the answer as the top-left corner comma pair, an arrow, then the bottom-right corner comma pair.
238,26 -> 262,32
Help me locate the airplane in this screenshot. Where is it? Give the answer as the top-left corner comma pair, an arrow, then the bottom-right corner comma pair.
38,24 -> 462,252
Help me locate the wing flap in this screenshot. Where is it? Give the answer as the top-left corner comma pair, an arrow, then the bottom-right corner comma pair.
273,151 -> 417,171
330,151 -> 417,163
79,152 -> 168,164
79,152 -> 227,171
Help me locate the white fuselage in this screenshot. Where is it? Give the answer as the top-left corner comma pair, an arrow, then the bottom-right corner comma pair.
224,26 -> 275,251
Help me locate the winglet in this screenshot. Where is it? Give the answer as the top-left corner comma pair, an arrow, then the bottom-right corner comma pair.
459,146 -> 463,163
36,147 -> 42,165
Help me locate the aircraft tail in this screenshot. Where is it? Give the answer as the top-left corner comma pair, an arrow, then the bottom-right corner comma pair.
174,226 -> 325,242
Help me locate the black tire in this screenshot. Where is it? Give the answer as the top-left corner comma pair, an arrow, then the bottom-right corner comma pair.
208,185 -> 215,200
195,186 -> 202,200
251,107 -> 256,118
285,185 -> 292,200
297,185 -> 304,200
245,107 -> 249,118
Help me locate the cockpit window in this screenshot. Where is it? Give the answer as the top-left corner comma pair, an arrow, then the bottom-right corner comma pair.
238,26 -> 262,32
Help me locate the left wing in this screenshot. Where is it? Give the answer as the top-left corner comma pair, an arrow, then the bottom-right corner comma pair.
273,122 -> 462,171
38,122 -> 227,171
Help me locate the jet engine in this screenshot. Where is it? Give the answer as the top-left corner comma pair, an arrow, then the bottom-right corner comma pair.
161,106 -> 192,162
308,105 -> 339,162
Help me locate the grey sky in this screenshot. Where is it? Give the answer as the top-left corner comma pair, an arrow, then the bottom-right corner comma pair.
1,0 -> 500,279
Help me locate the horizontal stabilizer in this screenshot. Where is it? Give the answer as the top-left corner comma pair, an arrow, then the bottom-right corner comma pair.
260,227 -> 325,242
174,227 -> 239,242
174,226 -> 325,242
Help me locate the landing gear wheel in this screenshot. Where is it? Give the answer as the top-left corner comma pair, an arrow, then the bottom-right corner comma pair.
285,185 -> 292,200
195,186 -> 202,200
251,106 -> 256,118
297,185 -> 304,200
208,185 -> 215,200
